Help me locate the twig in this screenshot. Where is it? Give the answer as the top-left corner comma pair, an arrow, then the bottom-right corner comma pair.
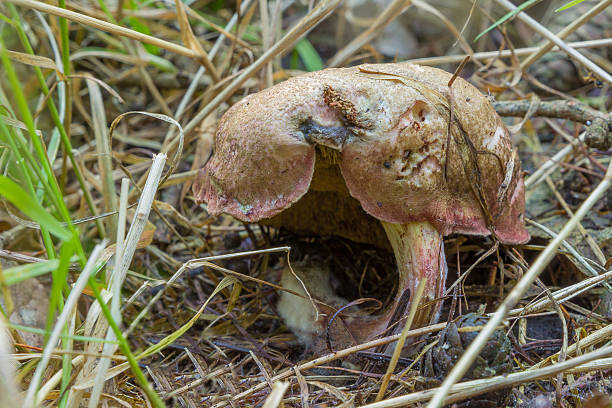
524,123 -> 608,266
426,154 -> 612,408
533,321 -> 612,369
495,0 -> 612,86
361,347 -> 612,407
448,56 -> 471,87
492,100 -> 610,128
261,382 -> 289,408
544,177 -> 607,266
526,219 -> 604,279
214,322 -> 447,407
520,0 -> 612,70
403,38 -> 612,66
533,279 -> 568,407
509,269 -> 612,317
525,132 -> 586,189
375,279 -> 426,401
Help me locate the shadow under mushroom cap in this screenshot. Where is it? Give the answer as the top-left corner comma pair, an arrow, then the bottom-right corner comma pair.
193,63 -> 529,245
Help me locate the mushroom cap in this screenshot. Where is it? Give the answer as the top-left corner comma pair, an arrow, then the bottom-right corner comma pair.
193,63 -> 529,245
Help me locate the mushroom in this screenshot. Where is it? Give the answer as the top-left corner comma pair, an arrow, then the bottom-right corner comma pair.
193,63 -> 529,350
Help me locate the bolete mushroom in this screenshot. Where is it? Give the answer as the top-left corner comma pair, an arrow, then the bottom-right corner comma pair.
193,63 -> 529,350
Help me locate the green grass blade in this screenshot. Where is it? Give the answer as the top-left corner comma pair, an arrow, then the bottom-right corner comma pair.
1,260 -> 60,286
556,0 -> 586,11
474,0 -> 543,41
0,176 -> 70,241
0,114 -> 59,261
8,4 -> 107,240
138,275 -> 238,358
295,38 -> 324,72
86,278 -> 166,408
128,16 -> 160,55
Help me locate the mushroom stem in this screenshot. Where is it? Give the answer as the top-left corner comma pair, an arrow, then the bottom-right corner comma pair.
341,221 -> 447,346
381,221 -> 447,333
279,221 -> 447,352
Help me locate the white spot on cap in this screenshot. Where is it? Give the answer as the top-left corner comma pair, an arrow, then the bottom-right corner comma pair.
486,126 -> 505,151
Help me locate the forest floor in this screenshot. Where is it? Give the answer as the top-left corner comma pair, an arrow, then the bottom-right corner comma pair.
0,0 -> 611,407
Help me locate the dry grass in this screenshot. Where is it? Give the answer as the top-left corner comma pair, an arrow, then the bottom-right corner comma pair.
0,0 -> 610,407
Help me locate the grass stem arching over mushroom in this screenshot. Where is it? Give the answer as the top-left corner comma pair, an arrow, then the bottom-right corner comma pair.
193,63 -> 529,350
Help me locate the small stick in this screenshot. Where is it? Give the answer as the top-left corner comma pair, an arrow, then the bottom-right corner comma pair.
361,349 -> 612,408
261,382 -> 289,408
510,269 -> 612,318
215,322 -> 447,407
520,0 -> 612,70
403,38 -> 612,66
495,0 -> 612,86
375,280 -> 426,401
525,132 -> 586,189
492,100 -> 610,127
448,56 -> 470,87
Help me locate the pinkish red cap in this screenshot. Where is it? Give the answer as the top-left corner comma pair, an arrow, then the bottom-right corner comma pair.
193,63 -> 529,245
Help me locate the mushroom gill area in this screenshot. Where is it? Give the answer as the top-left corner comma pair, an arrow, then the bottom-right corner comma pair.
262,145 -> 399,311
263,145 -> 391,251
